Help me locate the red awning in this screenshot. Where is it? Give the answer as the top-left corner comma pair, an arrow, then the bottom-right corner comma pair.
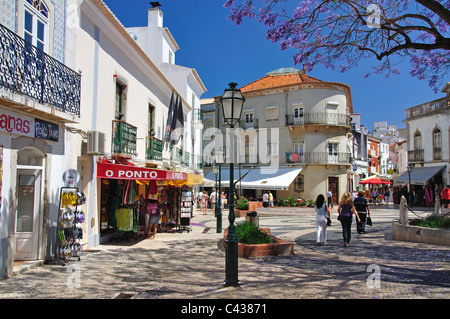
97,162 -> 186,180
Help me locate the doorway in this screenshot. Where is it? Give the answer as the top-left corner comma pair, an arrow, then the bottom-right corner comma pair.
14,147 -> 45,261
328,176 -> 339,206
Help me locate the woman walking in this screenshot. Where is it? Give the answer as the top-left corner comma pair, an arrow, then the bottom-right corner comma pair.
200,192 -> 209,215
337,192 -> 360,246
315,194 -> 331,246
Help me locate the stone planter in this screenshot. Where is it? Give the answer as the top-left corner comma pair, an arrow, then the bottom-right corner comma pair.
392,221 -> 450,246
223,228 -> 295,258
235,209 -> 249,218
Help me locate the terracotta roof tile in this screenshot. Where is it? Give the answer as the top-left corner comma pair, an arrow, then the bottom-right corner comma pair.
240,69 -> 323,93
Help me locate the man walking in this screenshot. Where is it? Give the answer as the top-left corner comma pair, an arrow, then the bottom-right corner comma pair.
327,189 -> 333,208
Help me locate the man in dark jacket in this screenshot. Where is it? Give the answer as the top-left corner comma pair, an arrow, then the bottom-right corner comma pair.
354,191 -> 371,233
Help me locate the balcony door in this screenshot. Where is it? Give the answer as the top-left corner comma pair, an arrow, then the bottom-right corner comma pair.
293,106 -> 304,125
328,143 -> 339,163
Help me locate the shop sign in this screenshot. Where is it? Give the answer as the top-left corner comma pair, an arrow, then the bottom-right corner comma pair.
35,119 -> 59,142
0,108 -> 34,138
166,171 -> 187,181
187,174 -> 203,185
97,162 -> 166,180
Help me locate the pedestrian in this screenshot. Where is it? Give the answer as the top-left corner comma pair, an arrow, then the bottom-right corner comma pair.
327,189 -> 333,207
210,189 -> 217,214
352,189 -> 357,201
221,192 -> 226,210
337,192 -> 360,246
262,191 -> 269,208
197,190 -> 203,209
315,194 -> 331,246
372,188 -> 378,204
268,191 -> 274,207
384,188 -> 390,205
145,199 -> 160,239
441,185 -> 450,209
353,191 -> 370,234
200,192 -> 209,215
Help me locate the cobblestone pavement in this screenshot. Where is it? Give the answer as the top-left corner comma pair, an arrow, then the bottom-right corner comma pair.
0,206 -> 448,300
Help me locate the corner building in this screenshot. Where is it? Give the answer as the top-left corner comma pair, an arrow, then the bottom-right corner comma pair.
206,67 -> 353,204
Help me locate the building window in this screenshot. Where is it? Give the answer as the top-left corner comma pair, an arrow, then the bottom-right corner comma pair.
24,0 -> 48,52
292,141 -> 304,163
433,127 -> 442,160
245,112 -> 253,123
115,82 -> 127,120
266,106 -> 278,120
328,143 -> 339,163
148,104 -> 155,137
267,142 -> 278,155
414,130 -> 422,150
295,175 -> 304,192
293,106 -> 304,125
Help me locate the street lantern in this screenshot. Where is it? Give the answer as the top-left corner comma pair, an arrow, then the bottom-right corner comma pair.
407,164 -> 413,206
220,82 -> 245,127
220,82 -> 244,287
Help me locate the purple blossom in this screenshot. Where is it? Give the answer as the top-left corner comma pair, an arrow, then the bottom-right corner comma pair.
223,0 -> 450,90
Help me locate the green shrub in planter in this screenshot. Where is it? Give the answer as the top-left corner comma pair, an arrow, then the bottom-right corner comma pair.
236,221 -> 274,244
287,197 -> 295,205
236,198 -> 249,210
409,215 -> 450,229
277,198 -> 288,207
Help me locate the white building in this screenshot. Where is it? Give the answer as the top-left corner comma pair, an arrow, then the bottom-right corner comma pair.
67,0 -> 206,247
0,0 -> 81,278
204,67 -> 353,204
395,83 -> 450,206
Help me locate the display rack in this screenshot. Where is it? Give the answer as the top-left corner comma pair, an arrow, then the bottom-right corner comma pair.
55,187 -> 85,265
179,185 -> 192,233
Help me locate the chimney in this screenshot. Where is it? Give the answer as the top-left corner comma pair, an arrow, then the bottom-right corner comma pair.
303,63 -> 306,74
148,6 -> 163,28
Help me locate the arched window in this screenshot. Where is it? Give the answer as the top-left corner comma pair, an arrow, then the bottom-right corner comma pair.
433,127 -> 442,160
414,131 -> 422,150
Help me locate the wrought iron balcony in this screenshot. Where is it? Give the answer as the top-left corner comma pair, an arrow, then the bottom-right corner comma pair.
285,113 -> 351,127
408,149 -> 424,162
194,154 -> 203,169
146,137 -> 163,161
171,146 -> 183,163
0,23 -> 81,116
239,118 -> 259,129
286,152 -> 351,165
112,120 -> 137,156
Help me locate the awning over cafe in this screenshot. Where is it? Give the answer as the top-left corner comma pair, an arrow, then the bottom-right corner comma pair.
394,165 -> 446,186
204,167 -> 302,190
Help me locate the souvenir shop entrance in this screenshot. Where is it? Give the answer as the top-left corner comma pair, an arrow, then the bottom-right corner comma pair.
97,162 -> 195,241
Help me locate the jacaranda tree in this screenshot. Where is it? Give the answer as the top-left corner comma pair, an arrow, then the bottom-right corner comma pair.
224,0 -> 450,92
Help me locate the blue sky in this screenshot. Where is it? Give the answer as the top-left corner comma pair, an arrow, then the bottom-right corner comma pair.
103,0 -> 445,131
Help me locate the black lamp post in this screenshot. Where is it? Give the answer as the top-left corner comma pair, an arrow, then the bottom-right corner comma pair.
407,163 -> 413,206
220,82 -> 245,287
213,151 -> 224,233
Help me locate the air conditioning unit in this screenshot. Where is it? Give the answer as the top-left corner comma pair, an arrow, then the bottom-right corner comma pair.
87,131 -> 105,155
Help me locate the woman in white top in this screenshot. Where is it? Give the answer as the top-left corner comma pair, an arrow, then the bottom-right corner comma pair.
315,194 -> 331,246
